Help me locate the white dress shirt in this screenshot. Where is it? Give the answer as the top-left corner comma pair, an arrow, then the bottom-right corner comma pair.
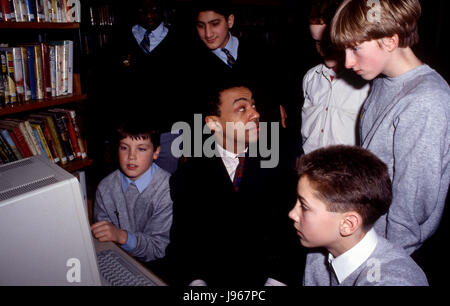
301,63 -> 370,154
328,228 -> 378,284
216,143 -> 244,181
132,22 -> 169,53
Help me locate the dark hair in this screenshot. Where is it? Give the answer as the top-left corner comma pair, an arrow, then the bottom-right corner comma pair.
297,145 -> 392,230
203,77 -> 252,117
116,118 -> 161,148
192,0 -> 233,19
309,0 -> 343,25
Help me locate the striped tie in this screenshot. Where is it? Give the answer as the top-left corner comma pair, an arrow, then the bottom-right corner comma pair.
222,48 -> 236,67
233,156 -> 245,191
140,29 -> 151,54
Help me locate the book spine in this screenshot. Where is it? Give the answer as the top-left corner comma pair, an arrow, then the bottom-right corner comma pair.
49,45 -> 56,97
0,0 -> 12,21
62,41 -> 69,95
12,0 -> 25,22
10,125 -> 32,157
67,40 -> 73,94
40,42 -> 51,99
23,119 -> 43,155
5,49 -> 18,105
43,113 -> 67,164
51,108 -> 81,158
49,111 -> 74,161
12,47 -> 25,104
20,47 -> 32,101
0,133 -> 15,162
31,126 -> 48,159
34,0 -> 45,22
0,50 -> 10,105
26,46 -> 37,100
7,0 -> 16,21
25,0 -> 35,21
33,45 -> 44,100
31,123 -> 53,161
0,129 -> 20,160
16,120 -> 37,155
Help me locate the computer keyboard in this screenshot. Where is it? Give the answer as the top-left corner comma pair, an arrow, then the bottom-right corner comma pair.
97,249 -> 156,286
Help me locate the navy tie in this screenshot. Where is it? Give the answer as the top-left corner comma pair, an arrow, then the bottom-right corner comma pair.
140,30 -> 151,54
222,48 -> 236,67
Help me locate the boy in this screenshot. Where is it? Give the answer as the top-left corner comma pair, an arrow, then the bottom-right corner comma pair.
164,79 -> 304,286
301,0 -> 370,154
330,0 -> 449,255
289,145 -> 428,286
91,119 -> 173,263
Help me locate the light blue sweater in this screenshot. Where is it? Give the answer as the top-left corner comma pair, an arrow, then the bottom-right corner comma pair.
359,64 -> 450,254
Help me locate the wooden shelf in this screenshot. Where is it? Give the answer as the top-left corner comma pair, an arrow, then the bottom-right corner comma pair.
0,22 -> 80,29
0,94 -> 87,116
61,158 -> 93,173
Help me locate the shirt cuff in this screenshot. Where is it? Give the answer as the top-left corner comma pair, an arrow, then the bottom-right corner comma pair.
264,278 -> 287,286
121,231 -> 136,252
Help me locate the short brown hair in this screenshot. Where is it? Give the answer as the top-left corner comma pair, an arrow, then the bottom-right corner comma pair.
297,145 -> 392,230
330,0 -> 421,49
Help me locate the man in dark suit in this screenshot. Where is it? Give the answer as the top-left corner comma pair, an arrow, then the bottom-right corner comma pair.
163,79 -> 305,286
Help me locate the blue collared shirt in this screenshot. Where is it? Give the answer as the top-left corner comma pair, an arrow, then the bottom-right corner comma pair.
212,33 -> 239,66
132,22 -> 169,53
120,163 -> 160,251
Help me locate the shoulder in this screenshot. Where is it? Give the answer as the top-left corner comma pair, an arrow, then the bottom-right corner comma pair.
303,64 -> 323,82
359,236 -> 428,286
97,170 -> 122,191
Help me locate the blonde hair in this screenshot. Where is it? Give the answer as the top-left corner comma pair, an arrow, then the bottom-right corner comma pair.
330,0 -> 421,48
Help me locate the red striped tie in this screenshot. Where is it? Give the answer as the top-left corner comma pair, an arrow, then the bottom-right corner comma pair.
233,157 -> 245,191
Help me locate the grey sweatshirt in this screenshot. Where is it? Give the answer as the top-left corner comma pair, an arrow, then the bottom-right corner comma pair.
359,64 -> 450,254
303,234 -> 428,286
94,168 -> 173,262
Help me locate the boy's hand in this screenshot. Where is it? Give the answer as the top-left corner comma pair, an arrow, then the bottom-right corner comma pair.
91,221 -> 128,245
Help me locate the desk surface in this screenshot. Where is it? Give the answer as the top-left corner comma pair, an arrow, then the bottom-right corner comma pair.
94,239 -> 168,286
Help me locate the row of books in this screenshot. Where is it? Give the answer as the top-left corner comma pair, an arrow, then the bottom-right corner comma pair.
0,0 -> 80,23
87,1 -> 115,27
0,107 -> 87,165
0,40 -> 73,106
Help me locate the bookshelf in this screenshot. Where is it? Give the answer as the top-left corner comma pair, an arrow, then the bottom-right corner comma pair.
0,18 -> 92,173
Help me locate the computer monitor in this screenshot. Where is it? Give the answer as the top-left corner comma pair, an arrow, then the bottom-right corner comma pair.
0,155 -> 101,285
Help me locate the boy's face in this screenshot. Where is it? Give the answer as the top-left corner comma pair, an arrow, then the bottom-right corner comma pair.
309,23 -> 337,69
344,39 -> 391,80
288,176 -> 343,251
118,136 -> 160,181
196,10 -> 234,50
137,0 -> 162,31
206,86 -> 260,153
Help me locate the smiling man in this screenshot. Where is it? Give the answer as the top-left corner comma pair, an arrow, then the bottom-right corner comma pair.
163,80 -> 305,287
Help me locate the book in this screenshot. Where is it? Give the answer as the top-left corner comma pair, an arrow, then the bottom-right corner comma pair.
12,0 -> 25,22
40,42 -> 52,99
48,44 -> 56,97
23,119 -> 44,155
0,120 -> 32,158
33,44 -> 44,100
50,108 -> 86,159
20,47 -> 32,101
28,113 -> 60,163
5,118 -> 40,156
47,109 -> 74,161
30,121 -> 53,162
1,48 -> 18,105
0,129 -> 20,161
37,111 -> 67,164
0,0 -> 12,21
12,47 -> 25,103
34,0 -> 46,22
25,45 -> 37,100
25,0 -> 35,21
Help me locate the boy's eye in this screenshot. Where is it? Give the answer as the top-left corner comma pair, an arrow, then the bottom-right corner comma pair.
138,147 -> 148,152
119,146 -> 128,151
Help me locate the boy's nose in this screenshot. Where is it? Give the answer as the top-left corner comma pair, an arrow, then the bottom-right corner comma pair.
288,203 -> 300,222
205,25 -> 213,38
345,50 -> 355,69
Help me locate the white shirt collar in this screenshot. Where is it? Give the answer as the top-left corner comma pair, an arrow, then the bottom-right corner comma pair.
212,33 -> 239,64
328,228 -> 378,284
216,143 -> 246,181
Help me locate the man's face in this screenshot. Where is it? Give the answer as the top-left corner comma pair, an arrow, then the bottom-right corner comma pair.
344,39 -> 390,80
206,86 -> 260,154
196,10 -> 234,50
288,176 -> 342,251
118,136 -> 160,181
137,0 -> 162,31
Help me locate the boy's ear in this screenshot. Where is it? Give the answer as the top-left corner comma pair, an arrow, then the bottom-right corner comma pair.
153,145 -> 161,161
227,14 -> 235,29
339,211 -> 362,237
205,115 -> 221,133
382,34 -> 399,52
